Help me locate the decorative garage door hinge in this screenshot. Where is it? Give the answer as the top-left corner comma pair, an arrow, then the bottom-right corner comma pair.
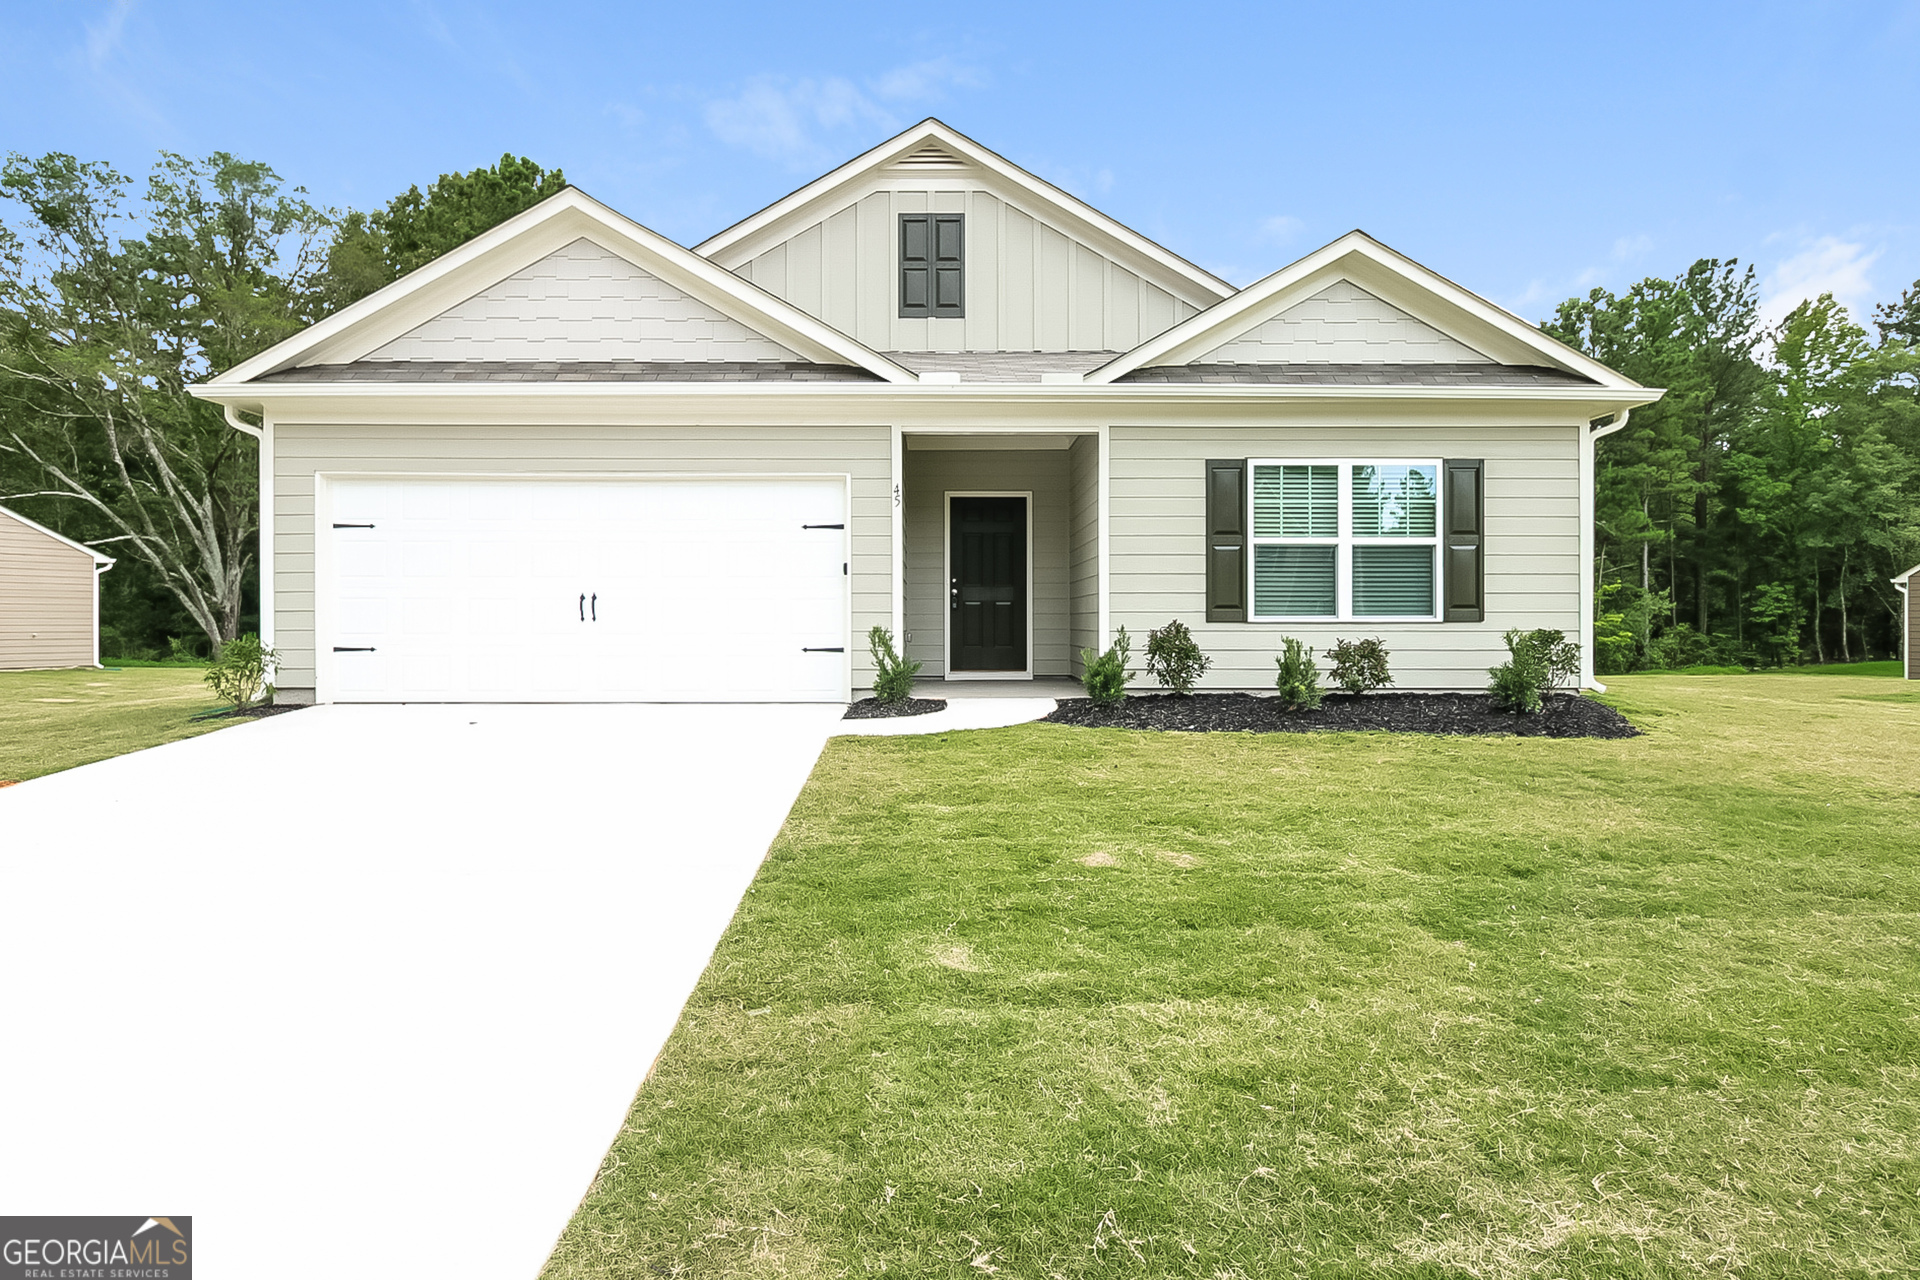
332,522 -> 375,528
332,646 -> 376,652
802,647 -> 845,653
802,523 -> 845,529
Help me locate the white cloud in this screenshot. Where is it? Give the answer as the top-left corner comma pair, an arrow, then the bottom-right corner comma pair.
1258,215 -> 1306,246
704,75 -> 894,165
1611,234 -> 1653,262
84,0 -> 134,69
1759,235 -> 1881,330
869,57 -> 987,102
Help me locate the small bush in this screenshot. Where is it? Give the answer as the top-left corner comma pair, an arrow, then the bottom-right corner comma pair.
1079,627 -> 1134,708
204,633 -> 280,708
1273,637 -> 1323,711
1487,627 -> 1580,714
1144,619 -> 1211,695
1326,637 -> 1393,695
866,626 -> 922,704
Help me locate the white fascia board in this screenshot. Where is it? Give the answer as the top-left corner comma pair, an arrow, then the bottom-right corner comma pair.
206,189 -> 914,386
1894,563 -> 1920,584
0,504 -> 115,566
693,119 -> 1236,305
1088,231 -> 1646,391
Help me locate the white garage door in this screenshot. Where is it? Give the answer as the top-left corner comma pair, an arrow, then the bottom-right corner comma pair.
325,477 -> 849,702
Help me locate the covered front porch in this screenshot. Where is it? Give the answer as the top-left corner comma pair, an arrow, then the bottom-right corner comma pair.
898,431 -> 1102,682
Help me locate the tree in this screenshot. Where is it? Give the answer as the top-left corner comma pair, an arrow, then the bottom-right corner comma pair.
0,152 -> 331,651
320,154 -> 565,309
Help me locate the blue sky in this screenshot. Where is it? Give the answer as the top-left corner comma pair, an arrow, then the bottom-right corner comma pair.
7,0 -> 1917,331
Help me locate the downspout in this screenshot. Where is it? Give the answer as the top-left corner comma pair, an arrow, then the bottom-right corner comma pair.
223,406 -> 272,649
1581,408 -> 1631,692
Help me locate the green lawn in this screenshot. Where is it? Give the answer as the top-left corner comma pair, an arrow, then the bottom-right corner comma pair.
548,675 -> 1920,1280
0,666 -> 236,782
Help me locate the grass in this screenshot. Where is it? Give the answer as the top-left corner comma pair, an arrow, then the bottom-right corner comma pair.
0,666 -> 239,782
1625,660 -> 1903,678
548,675 -> 1920,1280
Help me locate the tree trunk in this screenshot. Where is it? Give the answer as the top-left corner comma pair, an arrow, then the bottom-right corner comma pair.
1839,549 -> 1852,663
1812,567 -> 1826,665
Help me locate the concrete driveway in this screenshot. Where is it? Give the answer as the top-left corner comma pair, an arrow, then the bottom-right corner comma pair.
0,702 -> 844,1279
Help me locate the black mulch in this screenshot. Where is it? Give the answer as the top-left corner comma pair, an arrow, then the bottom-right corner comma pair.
843,697 -> 948,720
190,703 -> 309,722
1043,691 -> 1639,739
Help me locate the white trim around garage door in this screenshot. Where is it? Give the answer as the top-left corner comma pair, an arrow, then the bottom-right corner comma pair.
942,489 -> 1035,681
312,470 -> 853,704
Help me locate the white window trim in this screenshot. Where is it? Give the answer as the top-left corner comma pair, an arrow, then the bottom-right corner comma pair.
1247,458 -> 1442,623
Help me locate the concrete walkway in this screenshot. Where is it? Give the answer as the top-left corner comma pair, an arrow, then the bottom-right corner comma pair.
0,703 -> 842,1280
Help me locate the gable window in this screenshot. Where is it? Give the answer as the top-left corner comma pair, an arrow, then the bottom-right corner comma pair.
1249,460 -> 1440,620
899,213 -> 964,318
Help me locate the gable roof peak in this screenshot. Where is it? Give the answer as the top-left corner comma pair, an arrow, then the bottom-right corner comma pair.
695,118 -> 1235,304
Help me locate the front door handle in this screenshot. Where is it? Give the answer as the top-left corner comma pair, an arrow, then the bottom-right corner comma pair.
579,593 -> 586,621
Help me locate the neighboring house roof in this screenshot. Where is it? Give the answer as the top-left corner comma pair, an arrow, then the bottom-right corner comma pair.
256,360 -> 883,383
1086,230 -> 1644,391
1894,563 -> 1920,584
694,118 -> 1236,309
204,188 -> 917,392
0,505 -> 115,567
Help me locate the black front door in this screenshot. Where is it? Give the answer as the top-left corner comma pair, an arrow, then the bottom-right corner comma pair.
950,496 -> 1027,672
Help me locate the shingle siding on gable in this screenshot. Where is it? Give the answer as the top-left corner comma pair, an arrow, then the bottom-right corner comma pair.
1196,280 -> 1493,364
367,238 -> 801,363
729,181 -> 1204,354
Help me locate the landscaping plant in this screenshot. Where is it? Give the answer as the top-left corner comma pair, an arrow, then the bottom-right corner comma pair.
1326,636 -> 1393,695
203,633 -> 280,709
1487,627 -> 1581,713
1078,626 -> 1133,708
1272,636 -> 1323,710
865,626 -> 922,704
1144,619 -> 1211,695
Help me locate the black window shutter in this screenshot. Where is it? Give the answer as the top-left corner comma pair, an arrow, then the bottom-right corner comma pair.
1443,458 -> 1484,622
1206,459 -> 1246,623
900,213 -> 963,318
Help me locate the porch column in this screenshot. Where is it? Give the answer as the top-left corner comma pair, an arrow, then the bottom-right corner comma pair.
891,423 -> 904,644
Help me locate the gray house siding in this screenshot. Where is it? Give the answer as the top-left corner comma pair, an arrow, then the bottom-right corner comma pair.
902,447 -> 1074,678
270,422 -> 891,700
0,511 -> 98,671
1106,424 -> 1582,691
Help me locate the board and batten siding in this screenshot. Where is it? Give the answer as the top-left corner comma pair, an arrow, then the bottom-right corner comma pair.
0,511 -> 99,670
1106,424 -> 1581,690
367,239 -> 801,363
730,186 -> 1205,354
270,423 -> 891,700
903,448 -> 1073,678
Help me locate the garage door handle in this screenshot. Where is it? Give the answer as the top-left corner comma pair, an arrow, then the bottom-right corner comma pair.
590,593 -> 597,621
579,593 -> 586,621
802,647 -> 845,653
333,646 -> 376,652
802,523 -> 845,530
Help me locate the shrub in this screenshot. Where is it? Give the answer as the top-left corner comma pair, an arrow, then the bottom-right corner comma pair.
866,626 -> 922,704
1273,637 -> 1323,711
204,633 -> 280,709
1144,619 -> 1211,695
1487,627 -> 1580,714
1079,626 -> 1134,708
1326,637 -> 1393,695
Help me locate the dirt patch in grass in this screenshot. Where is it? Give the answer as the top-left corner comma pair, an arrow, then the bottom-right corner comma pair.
1045,690 -> 1639,738
843,697 -> 946,720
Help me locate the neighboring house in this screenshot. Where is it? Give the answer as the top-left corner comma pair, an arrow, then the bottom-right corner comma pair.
1897,564 -> 1919,679
191,120 -> 1662,705
0,505 -> 114,671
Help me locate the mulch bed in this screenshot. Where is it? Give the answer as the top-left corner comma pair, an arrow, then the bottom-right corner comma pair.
190,704 -> 309,723
1043,691 -> 1639,739
843,697 -> 948,720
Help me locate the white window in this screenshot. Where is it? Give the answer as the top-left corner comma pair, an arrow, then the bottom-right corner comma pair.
1248,460 -> 1441,621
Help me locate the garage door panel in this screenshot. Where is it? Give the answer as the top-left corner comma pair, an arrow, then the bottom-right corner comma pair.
327,477 -> 847,702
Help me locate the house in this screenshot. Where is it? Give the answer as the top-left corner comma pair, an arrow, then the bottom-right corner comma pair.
0,505 -> 114,671
1897,564 -> 1919,679
190,120 -> 1661,705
